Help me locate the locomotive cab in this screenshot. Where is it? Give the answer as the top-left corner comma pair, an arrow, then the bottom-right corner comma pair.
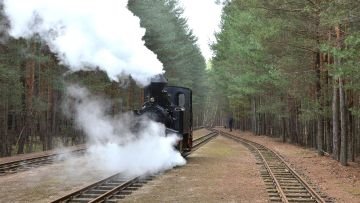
165,86 -> 193,152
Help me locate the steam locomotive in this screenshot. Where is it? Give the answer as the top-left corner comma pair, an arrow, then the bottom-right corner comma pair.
135,75 -> 193,152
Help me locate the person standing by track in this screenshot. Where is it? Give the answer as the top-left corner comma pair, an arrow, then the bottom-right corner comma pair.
228,115 -> 233,132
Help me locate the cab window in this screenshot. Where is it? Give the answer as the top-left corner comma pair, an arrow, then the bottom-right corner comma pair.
178,93 -> 185,107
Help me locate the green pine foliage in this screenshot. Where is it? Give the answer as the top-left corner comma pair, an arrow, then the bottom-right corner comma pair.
128,0 -> 208,122
0,0 -> 208,156
0,40 -> 23,110
210,0 -> 360,162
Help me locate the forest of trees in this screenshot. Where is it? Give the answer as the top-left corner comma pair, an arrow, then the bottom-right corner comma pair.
0,0 -> 207,157
3,0 -> 359,167
210,0 -> 360,165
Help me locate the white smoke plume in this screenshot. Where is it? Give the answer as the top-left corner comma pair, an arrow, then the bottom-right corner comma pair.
64,85 -> 186,176
1,0 -> 185,177
2,0 -> 163,85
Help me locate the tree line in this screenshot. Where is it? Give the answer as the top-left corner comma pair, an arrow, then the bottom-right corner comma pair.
210,0 -> 360,165
128,0 -> 208,127
0,0 -> 207,157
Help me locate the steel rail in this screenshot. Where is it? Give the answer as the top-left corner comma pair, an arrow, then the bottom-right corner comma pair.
51,130 -> 218,203
88,177 -> 138,203
221,132 -> 289,203
273,150 -> 326,202
0,148 -> 86,176
0,128 -> 208,176
50,173 -> 123,203
220,130 -> 326,203
182,130 -> 218,157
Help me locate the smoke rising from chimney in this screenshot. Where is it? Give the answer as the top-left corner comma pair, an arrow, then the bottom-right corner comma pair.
1,0 -> 185,177
2,0 -> 163,85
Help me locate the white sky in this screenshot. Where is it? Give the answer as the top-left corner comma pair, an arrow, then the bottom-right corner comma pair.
178,0 -> 223,60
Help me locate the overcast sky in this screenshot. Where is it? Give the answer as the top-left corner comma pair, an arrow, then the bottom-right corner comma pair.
178,0 -> 223,60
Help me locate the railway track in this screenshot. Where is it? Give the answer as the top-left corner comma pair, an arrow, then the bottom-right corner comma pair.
52,130 -> 218,203
182,129 -> 218,156
0,128 -> 211,177
220,130 -> 332,203
0,148 -> 86,176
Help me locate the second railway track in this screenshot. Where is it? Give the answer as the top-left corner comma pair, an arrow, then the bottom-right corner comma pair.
52,130 -> 218,203
220,130 -> 332,203
0,147 -> 86,176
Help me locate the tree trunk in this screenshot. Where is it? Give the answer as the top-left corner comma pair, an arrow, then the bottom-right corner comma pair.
315,51 -> 324,155
317,118 -> 324,155
356,116 -> 359,158
5,100 -> 9,156
0,100 -> 8,157
339,76 -> 347,166
349,113 -> 354,162
49,90 -> 56,149
251,97 -> 257,134
325,54 -> 333,153
18,42 -> 36,154
333,25 -> 348,166
332,78 -> 340,161
326,119 -> 332,153
281,117 -> 286,142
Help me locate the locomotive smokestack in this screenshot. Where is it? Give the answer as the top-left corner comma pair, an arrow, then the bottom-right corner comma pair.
150,74 -> 168,88
146,74 -> 169,105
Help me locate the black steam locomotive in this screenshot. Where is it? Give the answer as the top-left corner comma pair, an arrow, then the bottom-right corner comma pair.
135,75 -> 193,152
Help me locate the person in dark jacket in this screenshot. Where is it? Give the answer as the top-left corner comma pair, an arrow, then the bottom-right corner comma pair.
228,116 -> 233,132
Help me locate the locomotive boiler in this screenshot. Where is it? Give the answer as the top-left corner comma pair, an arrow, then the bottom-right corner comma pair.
135,75 -> 193,152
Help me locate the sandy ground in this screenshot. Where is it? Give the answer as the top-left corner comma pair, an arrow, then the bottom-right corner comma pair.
220,128 -> 360,203
122,136 -> 268,203
0,157 -> 114,203
5,127 -> 352,203
193,128 -> 212,140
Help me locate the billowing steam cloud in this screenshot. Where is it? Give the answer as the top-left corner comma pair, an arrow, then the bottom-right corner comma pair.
2,0 -> 163,85
2,0 -> 185,177
64,85 -> 186,176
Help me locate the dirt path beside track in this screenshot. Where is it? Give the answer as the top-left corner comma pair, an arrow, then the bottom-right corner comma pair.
123,136 -> 269,203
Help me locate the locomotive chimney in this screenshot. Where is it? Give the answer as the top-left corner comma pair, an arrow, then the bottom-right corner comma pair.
146,74 -> 167,98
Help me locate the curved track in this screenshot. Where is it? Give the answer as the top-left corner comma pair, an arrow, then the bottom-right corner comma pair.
51,130 -> 218,203
0,148 -> 86,176
220,130 -> 331,203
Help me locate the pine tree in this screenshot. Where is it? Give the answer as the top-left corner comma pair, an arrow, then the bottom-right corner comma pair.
128,0 -> 208,124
